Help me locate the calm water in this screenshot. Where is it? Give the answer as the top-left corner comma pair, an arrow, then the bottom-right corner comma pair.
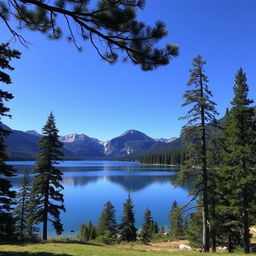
7,161 -> 192,238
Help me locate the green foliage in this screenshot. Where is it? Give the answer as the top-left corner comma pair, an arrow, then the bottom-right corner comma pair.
184,212 -> 202,248
1,0 -> 178,70
0,42 -> 20,237
218,68 -> 256,253
178,55 -> 218,252
140,208 -> 154,243
119,194 -> 137,242
168,201 -> 183,240
97,201 -> 117,238
78,220 -> 96,242
28,112 -> 65,240
96,230 -> 116,245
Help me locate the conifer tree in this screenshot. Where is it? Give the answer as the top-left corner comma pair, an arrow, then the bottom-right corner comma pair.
28,112 -> 65,240
97,201 -> 117,238
119,195 -> 137,242
0,43 -> 20,237
0,1 -> 178,70
219,68 -> 256,253
169,200 -> 183,240
140,208 -> 153,243
13,168 -> 31,236
178,55 -> 218,252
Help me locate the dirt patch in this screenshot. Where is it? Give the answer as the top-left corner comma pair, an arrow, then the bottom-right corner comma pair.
116,240 -> 190,252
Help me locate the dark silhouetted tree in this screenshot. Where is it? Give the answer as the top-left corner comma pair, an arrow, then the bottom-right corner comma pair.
0,43 -> 20,237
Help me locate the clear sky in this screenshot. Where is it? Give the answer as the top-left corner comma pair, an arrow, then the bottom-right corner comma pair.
1,0 -> 256,141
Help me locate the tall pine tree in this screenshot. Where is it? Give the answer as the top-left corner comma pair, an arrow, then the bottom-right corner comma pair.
28,112 -> 65,240
119,195 -> 137,242
178,55 -> 218,252
0,43 -> 20,237
219,68 -> 256,253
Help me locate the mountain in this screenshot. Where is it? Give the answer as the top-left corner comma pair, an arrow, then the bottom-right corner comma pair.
2,124 -> 76,160
104,129 -> 162,157
59,134 -> 104,159
26,130 -> 41,137
1,124 -> 172,160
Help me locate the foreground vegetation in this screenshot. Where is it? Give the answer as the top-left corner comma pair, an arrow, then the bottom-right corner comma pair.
0,241 -> 252,256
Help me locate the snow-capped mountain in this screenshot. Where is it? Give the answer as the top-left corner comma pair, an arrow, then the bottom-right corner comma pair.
3,124 -> 176,160
155,137 -> 178,143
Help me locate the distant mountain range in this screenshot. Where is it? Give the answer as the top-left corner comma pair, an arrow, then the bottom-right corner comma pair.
1,123 -> 178,160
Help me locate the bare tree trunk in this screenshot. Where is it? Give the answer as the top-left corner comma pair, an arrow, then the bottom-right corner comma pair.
200,67 -> 210,253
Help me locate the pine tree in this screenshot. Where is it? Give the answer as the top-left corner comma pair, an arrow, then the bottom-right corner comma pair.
28,112 -> 65,240
140,208 -> 153,244
0,43 -> 21,237
13,168 -> 31,236
0,1 -> 178,70
178,55 -> 218,252
119,195 -> 137,242
219,68 -> 256,253
97,201 -> 117,238
169,201 -> 183,240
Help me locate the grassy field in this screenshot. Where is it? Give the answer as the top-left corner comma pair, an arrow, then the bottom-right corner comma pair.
0,241 -> 250,256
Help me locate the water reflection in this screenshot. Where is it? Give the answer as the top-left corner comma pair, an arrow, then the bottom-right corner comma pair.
8,161 -> 193,235
9,163 -> 192,192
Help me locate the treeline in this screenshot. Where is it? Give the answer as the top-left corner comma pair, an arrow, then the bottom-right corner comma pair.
139,149 -> 185,166
77,198 -> 188,244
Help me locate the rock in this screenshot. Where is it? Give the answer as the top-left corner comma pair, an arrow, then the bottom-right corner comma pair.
179,244 -> 192,251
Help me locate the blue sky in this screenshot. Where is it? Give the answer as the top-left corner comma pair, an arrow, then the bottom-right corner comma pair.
2,0 -> 256,141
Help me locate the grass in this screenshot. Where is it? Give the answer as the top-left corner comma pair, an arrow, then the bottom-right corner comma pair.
0,241 -> 251,256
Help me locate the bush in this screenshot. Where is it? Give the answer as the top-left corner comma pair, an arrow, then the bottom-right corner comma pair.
96,230 -> 116,245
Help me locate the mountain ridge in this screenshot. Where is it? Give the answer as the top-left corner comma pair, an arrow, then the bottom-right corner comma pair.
0,123 -> 177,160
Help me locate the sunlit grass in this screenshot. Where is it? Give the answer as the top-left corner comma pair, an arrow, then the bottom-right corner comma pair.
0,242 -> 251,256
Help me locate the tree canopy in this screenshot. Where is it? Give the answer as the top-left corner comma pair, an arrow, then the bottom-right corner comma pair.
0,0 -> 178,70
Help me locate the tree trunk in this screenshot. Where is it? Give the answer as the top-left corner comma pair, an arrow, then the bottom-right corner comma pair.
200,67 -> 210,253
228,235 -> 232,253
20,188 -> 26,236
202,169 -> 210,252
211,227 -> 216,252
243,185 -> 250,253
43,184 -> 49,240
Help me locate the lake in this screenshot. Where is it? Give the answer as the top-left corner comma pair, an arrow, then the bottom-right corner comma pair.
7,160 -> 192,238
